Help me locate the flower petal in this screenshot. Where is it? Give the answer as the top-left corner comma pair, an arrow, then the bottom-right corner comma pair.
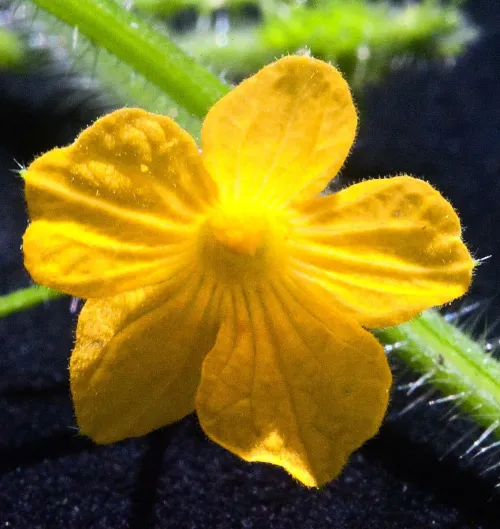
201,56 -> 357,206
70,269 -> 222,444
196,279 -> 390,487
23,108 -> 217,298
288,176 -> 474,329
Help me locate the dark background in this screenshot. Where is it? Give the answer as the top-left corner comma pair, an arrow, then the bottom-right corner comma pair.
1,1 -> 500,527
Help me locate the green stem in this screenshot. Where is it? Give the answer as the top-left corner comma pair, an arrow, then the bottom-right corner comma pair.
0,27 -> 25,68
0,286 -> 65,318
30,0 -> 229,118
375,309 -> 500,432
17,2 -> 201,137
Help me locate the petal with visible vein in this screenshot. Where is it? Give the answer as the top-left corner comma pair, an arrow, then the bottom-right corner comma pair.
196,279 -> 390,487
201,56 -> 357,207
70,269 -> 221,444
24,108 -> 217,298
288,176 -> 474,329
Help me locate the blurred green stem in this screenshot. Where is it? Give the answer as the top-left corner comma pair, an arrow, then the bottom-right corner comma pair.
0,27 -> 25,68
0,286 -> 64,318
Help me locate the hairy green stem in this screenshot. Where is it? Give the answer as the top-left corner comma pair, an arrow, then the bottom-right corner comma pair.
375,310 -> 500,433
30,0 -> 229,118
14,2 -> 200,136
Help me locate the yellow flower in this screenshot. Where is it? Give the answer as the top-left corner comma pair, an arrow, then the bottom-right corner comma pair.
22,56 -> 473,487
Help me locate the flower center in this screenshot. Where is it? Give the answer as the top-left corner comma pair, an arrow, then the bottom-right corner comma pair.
208,207 -> 267,257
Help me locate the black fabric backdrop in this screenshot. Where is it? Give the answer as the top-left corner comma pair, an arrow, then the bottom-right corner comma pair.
1,2 -> 500,527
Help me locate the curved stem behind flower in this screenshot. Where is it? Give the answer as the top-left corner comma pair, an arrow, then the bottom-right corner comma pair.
174,2 -> 476,88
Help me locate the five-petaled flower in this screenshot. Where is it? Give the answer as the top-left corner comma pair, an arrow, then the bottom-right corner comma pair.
22,56 -> 473,487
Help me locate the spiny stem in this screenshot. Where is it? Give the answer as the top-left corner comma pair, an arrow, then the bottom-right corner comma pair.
375,309 -> 500,435
29,0 -> 229,119
12,2 -> 202,137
